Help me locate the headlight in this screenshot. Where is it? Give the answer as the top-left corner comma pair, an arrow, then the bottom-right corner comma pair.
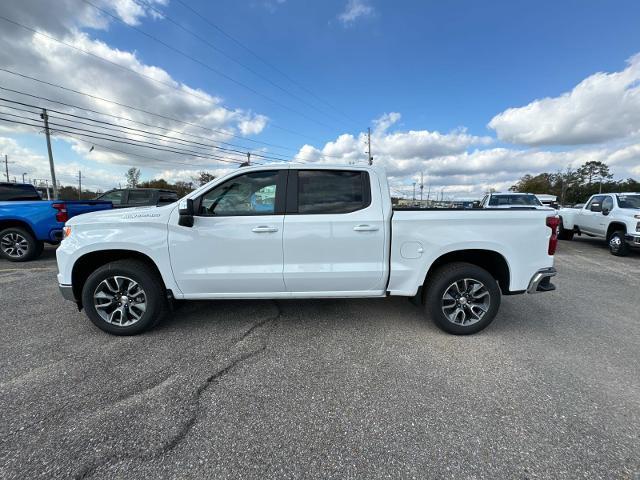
63,226 -> 72,238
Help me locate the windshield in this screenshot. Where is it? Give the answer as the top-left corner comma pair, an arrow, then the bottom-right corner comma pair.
488,194 -> 542,206
616,194 -> 640,209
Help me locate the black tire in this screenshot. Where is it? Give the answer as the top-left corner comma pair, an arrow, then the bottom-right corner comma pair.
81,260 -> 167,335
0,227 -> 40,262
424,262 -> 501,335
608,230 -> 630,257
557,218 -> 574,240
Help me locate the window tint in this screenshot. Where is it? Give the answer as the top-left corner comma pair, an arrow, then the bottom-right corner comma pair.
99,190 -> 124,205
617,195 -> 640,209
0,184 -> 41,201
601,196 -> 614,212
199,171 -> 279,216
297,170 -> 369,214
488,194 -> 542,206
128,190 -> 154,205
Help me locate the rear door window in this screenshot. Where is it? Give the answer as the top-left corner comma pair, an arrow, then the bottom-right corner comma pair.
295,170 -> 370,214
99,190 -> 125,205
127,190 -> 154,206
0,184 -> 41,201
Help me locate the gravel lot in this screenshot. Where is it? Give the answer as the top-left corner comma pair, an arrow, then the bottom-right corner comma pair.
1,238 -> 639,479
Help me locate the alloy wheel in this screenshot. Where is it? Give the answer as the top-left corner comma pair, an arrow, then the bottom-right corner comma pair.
93,276 -> 147,326
0,232 -> 29,259
441,278 -> 491,326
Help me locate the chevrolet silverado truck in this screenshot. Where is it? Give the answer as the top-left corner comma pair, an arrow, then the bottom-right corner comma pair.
0,183 -> 112,262
56,165 -> 559,336
558,192 -> 640,256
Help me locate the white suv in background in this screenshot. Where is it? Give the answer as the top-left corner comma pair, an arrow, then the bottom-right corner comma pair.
480,193 -> 546,209
558,192 -> 640,256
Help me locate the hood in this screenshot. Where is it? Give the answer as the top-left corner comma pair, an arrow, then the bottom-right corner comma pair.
66,204 -> 176,226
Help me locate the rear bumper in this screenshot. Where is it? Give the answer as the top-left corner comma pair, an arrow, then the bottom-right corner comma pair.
49,229 -> 63,242
59,284 -> 76,302
527,267 -> 557,294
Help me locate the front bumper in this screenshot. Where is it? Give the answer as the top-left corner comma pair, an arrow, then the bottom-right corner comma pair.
59,284 -> 76,302
527,267 -> 557,294
624,234 -> 640,247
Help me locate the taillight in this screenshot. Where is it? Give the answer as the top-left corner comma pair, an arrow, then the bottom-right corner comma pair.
546,216 -> 560,255
53,203 -> 68,223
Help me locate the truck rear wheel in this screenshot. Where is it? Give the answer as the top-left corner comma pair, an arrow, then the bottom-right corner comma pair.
424,262 -> 501,335
557,218 -> 574,240
81,260 -> 167,335
0,227 -> 41,262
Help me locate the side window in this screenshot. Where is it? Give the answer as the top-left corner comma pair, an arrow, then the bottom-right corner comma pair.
297,170 -> 369,214
198,170 -> 279,216
100,191 -> 124,205
601,196 -> 614,212
128,190 -> 153,205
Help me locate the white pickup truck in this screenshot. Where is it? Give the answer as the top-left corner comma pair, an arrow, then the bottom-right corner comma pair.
57,165 -> 559,336
558,192 -> 640,256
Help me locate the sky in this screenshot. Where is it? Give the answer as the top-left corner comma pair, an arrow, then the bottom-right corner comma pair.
0,0 -> 639,198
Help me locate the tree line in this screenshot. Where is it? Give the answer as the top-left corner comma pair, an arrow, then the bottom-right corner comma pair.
509,161 -> 639,205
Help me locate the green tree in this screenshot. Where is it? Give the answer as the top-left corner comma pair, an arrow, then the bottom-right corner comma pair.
194,171 -> 216,186
125,167 -> 141,188
576,161 -> 612,185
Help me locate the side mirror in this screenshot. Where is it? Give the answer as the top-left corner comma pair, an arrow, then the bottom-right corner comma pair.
178,198 -> 195,227
590,203 -> 601,212
602,208 -> 610,216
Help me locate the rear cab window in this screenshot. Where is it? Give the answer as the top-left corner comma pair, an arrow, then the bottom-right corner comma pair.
0,184 -> 41,201
488,194 -> 542,207
289,170 -> 371,214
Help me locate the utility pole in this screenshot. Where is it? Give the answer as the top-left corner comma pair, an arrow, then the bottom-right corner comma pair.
367,127 -> 373,165
22,173 -> 27,183
247,151 -> 251,165
426,184 -> 431,203
412,182 -> 416,201
419,172 -> 424,202
78,170 -> 82,199
3,154 -> 8,182
41,109 -> 58,199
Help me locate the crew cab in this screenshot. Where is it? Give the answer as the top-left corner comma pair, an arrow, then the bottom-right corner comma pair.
0,183 -> 112,261
56,165 -> 559,336
480,192 -> 545,209
96,188 -> 178,208
558,192 -> 640,256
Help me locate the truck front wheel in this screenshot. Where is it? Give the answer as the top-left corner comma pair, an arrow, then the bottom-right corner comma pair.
81,260 -> 167,335
608,230 -> 630,257
557,219 -> 574,240
0,227 -> 42,262
424,262 -> 501,335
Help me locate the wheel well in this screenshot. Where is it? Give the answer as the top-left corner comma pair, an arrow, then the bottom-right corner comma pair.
606,222 -> 626,240
72,250 -> 166,303
424,249 -> 511,295
0,220 -> 36,238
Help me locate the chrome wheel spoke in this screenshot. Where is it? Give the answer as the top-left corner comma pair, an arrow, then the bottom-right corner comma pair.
93,275 -> 147,327
441,277 -> 491,327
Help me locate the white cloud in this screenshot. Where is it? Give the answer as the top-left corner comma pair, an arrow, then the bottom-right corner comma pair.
338,0 -> 374,26
489,53 -> 640,146
0,0 -> 270,180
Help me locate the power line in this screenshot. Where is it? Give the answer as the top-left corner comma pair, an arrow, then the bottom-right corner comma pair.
134,0 -> 351,128
82,0 -> 336,134
0,114 -> 250,168
0,85 -> 353,161
174,0 -> 359,127
0,100 -> 292,163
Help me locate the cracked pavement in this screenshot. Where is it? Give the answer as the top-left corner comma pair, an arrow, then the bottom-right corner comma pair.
1,239 -> 639,479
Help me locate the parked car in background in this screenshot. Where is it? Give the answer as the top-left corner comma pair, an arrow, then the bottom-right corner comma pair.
480,192 -> 546,209
96,188 -> 178,208
1,183 -> 112,262
0,182 -> 42,201
535,194 -> 560,209
57,164 -> 558,336
558,192 -> 640,256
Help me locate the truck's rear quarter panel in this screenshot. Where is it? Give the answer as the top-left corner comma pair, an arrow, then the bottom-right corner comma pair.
389,209 -> 555,295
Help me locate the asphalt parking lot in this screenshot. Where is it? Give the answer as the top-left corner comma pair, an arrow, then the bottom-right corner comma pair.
1,238 -> 639,479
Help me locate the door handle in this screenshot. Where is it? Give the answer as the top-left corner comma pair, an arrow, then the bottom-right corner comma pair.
252,226 -> 279,233
353,224 -> 379,232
